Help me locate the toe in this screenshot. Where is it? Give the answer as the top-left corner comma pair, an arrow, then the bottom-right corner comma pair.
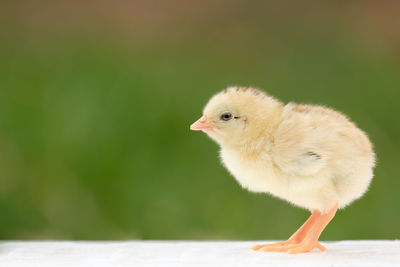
252,240 -> 296,251
251,245 -> 264,251
316,242 -> 326,251
262,243 -> 298,252
252,242 -> 283,251
287,242 -> 326,254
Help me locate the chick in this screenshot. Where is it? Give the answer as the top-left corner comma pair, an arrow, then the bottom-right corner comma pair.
190,86 -> 375,254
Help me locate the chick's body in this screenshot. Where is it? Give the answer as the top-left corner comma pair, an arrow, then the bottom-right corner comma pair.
191,87 -> 375,253
220,101 -> 374,213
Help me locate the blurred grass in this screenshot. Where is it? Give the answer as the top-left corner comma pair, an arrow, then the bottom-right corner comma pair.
0,0 -> 399,240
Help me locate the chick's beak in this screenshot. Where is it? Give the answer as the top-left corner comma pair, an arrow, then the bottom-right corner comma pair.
190,115 -> 213,131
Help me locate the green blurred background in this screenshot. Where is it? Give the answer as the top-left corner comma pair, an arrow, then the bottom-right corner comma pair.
0,1 -> 399,240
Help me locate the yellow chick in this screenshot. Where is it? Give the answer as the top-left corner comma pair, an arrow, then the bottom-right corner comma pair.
190,86 -> 375,254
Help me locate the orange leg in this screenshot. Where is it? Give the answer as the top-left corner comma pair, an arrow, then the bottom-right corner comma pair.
252,203 -> 338,254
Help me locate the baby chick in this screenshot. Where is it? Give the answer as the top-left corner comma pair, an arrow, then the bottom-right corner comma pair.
190,86 -> 375,254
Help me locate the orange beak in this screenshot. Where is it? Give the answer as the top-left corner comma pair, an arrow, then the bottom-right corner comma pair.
190,115 -> 213,131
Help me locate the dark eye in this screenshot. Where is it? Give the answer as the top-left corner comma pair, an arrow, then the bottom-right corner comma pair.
220,112 -> 232,121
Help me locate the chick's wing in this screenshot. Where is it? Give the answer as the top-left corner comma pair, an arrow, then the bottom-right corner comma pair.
271,105 -> 332,177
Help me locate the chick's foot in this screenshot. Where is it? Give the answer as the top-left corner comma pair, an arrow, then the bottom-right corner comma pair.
252,210 -> 321,252
252,203 -> 337,254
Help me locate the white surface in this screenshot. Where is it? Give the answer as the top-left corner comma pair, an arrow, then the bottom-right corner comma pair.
0,241 -> 399,267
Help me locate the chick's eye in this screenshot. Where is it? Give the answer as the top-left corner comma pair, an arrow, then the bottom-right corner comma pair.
220,112 -> 232,121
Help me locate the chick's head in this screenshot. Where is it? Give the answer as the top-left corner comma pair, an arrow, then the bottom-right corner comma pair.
190,87 -> 282,147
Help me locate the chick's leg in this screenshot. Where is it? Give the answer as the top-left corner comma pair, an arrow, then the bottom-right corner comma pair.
252,210 -> 321,251
288,203 -> 338,254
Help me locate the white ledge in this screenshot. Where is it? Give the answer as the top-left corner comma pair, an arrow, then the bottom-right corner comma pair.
0,240 -> 399,267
